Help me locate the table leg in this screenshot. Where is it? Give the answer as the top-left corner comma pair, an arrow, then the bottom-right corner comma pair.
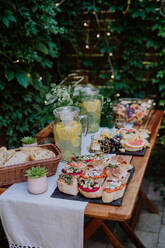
118,221 -> 145,248
84,218 -> 146,248
130,189 -> 158,231
84,218 -> 103,242
101,222 -> 124,248
130,196 -> 143,230
139,190 -> 158,214
84,218 -> 124,248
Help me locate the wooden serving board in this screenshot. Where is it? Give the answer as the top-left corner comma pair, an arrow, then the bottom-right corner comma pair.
103,149 -> 146,156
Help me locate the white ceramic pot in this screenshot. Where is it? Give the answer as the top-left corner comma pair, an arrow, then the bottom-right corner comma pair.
27,175 -> 48,194
22,142 -> 38,147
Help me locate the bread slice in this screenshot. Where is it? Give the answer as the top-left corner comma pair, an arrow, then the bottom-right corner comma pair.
29,149 -> 56,161
81,168 -> 106,185
110,155 -> 133,171
57,174 -> 78,196
0,147 -> 8,166
4,151 -> 30,166
79,185 -> 102,198
78,178 -> 103,198
19,146 -> 41,152
102,179 -> 126,203
7,149 -> 16,161
119,163 -> 133,171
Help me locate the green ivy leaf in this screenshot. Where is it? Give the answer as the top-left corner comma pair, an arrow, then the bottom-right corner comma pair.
99,73 -> 109,79
159,84 -> 165,91
0,77 -> 6,91
109,6 -> 116,12
37,42 -> 49,54
2,17 -> 9,27
100,47 -> 106,53
16,71 -> 29,88
5,69 -> 15,81
7,14 -> 16,22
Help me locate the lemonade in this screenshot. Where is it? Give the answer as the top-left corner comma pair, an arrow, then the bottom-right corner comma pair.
81,97 -> 102,133
54,120 -> 82,161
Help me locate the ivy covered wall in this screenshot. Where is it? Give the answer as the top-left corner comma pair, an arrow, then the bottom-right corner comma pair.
0,0 -> 165,147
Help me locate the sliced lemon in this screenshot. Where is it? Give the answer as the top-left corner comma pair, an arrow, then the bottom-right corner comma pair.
88,123 -> 100,132
94,110 -> 101,119
71,136 -> 81,147
82,101 -> 97,113
94,99 -> 101,109
73,121 -> 82,136
55,124 -> 74,141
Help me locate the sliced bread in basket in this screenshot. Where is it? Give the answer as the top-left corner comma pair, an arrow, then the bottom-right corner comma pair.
5,151 -> 30,166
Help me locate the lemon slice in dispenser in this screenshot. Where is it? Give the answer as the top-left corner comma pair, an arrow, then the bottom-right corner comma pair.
72,121 -> 82,136
56,124 -> 74,141
82,101 -> 97,113
71,136 -> 81,147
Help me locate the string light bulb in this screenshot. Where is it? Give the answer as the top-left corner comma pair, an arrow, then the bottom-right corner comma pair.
96,33 -> 100,38
13,59 -> 19,63
83,22 -> 88,27
39,77 -> 43,81
85,44 -> 89,49
55,2 -> 60,7
106,32 -> 111,36
109,53 -> 113,56
111,74 -> 115,79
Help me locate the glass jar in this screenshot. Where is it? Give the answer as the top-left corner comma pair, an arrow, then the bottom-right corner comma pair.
113,98 -> 154,125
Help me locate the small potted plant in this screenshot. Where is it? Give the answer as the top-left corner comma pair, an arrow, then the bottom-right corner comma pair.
25,166 -> 48,194
21,136 -> 38,147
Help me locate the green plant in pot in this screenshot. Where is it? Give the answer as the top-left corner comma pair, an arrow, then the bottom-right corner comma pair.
21,136 -> 38,147
25,166 -> 48,194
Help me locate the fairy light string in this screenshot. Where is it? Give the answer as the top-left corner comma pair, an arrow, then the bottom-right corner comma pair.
54,0 -> 66,9
92,0 -> 115,79
160,0 -> 165,17
123,0 -> 131,15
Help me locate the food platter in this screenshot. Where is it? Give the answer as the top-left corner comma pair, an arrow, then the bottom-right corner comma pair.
89,127 -> 150,156
51,155 -> 134,206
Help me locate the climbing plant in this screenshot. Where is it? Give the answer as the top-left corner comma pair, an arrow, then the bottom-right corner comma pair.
0,0 -> 165,147
0,0 -> 64,146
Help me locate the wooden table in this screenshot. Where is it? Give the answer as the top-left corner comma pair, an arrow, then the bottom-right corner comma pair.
83,110 -> 164,248
0,110 -> 164,248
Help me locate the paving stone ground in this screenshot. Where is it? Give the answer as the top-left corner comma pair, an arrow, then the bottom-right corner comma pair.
85,178 -> 165,248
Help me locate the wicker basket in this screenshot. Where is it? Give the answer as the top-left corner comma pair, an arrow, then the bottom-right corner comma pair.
0,144 -> 62,187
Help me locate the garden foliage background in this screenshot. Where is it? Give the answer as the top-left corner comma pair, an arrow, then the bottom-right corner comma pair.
0,0 -> 165,148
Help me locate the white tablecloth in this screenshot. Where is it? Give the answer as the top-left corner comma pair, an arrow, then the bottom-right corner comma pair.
0,128 -> 117,248
0,162 -> 87,248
